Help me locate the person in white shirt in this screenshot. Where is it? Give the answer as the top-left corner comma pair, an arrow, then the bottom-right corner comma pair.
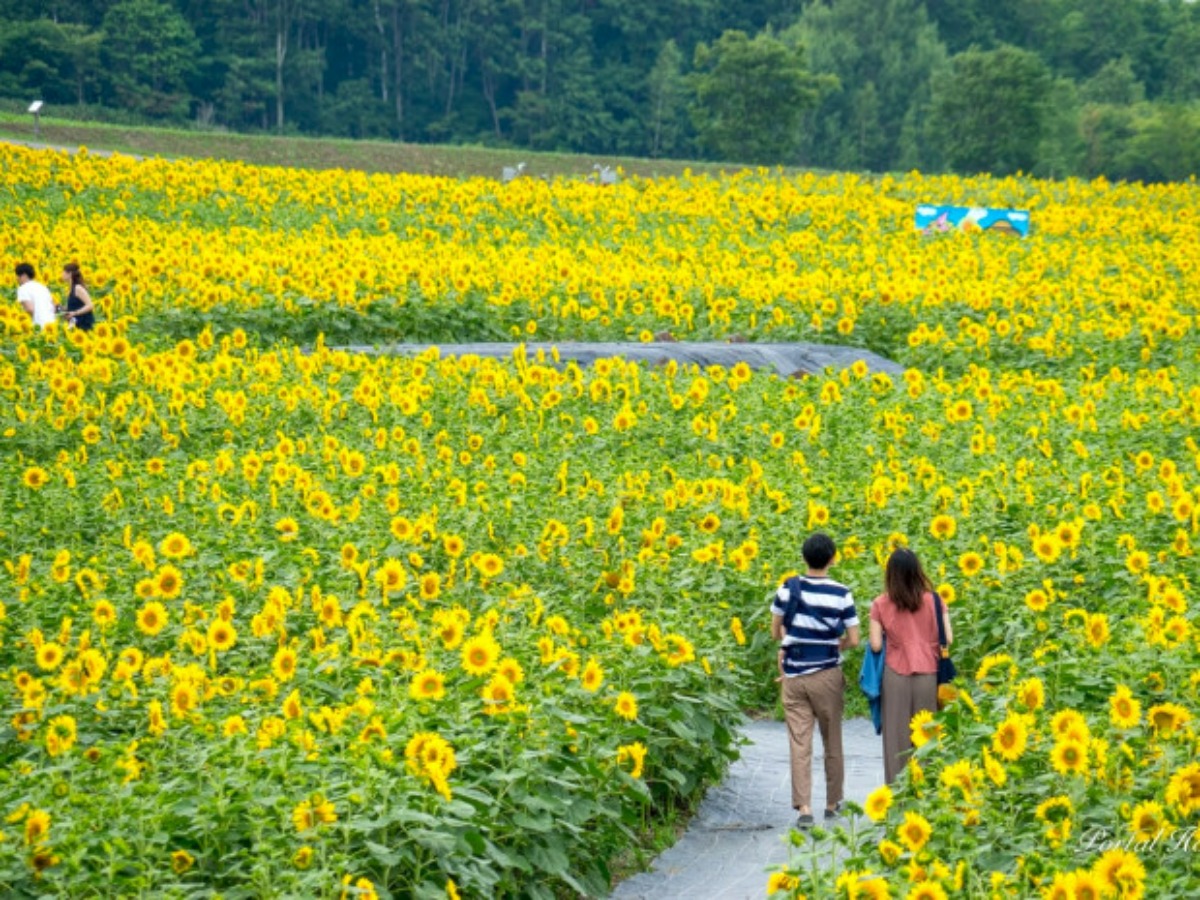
15,263 -> 56,329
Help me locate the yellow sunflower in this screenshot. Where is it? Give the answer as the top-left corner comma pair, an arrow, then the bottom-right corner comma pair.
24,809 -> 51,846
480,673 -> 516,714
992,714 -> 1029,762
864,784 -> 893,822
153,565 -> 184,600
614,691 -> 639,721
1165,763 -> 1200,816
1092,848 -> 1146,898
896,811 -> 932,853
460,634 -> 500,676
409,669 -> 446,702
36,641 -> 65,671
159,532 -> 194,559
958,551 -> 984,577
581,659 -> 604,692
1128,801 -> 1172,843
905,883 -> 947,900
1147,702 -> 1190,737
929,514 -> 956,540
275,518 -> 300,542
376,559 -> 408,595
475,553 -> 504,579
1109,685 -> 1141,729
92,599 -> 117,629
22,467 -> 50,490
419,572 -> 441,601
1015,677 -> 1045,711
1050,739 -> 1088,776
282,689 -> 303,720
207,619 -> 237,652
910,709 -> 941,747
136,602 -> 169,636
495,657 -> 525,685
272,646 -> 298,681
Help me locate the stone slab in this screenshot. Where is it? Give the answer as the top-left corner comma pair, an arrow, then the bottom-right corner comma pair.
332,342 -> 905,378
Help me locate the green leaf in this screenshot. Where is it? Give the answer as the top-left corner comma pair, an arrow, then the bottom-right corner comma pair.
365,840 -> 404,866
412,827 -> 458,855
528,836 -> 570,877
512,811 -> 554,833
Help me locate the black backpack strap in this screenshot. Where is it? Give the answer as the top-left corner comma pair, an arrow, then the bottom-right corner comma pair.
782,576 -> 802,631
932,591 -> 948,652
779,577 -> 802,663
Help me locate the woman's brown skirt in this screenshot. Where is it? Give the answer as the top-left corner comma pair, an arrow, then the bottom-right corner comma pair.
881,666 -> 937,784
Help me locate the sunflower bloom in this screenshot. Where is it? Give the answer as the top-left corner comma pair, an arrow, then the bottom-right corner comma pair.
614,691 -> 639,721
207,619 -> 237,652
929,514 -> 956,540
896,811 -> 932,853
24,810 -> 51,846
159,532 -> 194,559
864,784 -> 893,822
1165,763 -> 1200,816
273,646 -> 298,681
409,669 -> 446,702
153,565 -> 184,600
1050,739 -> 1088,776
136,602 -> 169,636
460,633 -> 500,676
581,659 -> 604,692
910,709 -> 941,747
992,714 -> 1029,762
616,741 -> 648,779
1109,685 -> 1141,730
36,641 -> 65,671
1128,801 -> 1172,844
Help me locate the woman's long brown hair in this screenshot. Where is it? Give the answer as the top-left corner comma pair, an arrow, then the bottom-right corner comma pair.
885,548 -> 932,613
63,261 -> 85,287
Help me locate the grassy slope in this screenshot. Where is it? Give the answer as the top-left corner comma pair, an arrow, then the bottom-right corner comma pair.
0,111 -> 762,180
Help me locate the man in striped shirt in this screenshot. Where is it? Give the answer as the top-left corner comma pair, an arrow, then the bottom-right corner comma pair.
770,532 -> 859,829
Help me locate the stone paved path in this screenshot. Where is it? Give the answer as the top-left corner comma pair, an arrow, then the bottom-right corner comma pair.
334,342 -> 905,379
1,137 -> 145,160
611,718 -> 883,900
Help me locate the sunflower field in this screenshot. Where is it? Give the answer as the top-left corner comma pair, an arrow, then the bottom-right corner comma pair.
1,143 -> 1199,898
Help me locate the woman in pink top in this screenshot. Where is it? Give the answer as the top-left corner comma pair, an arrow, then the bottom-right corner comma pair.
868,549 -> 953,784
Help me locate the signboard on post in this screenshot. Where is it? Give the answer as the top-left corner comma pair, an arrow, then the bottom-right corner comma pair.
28,100 -> 43,139
915,204 -> 1030,238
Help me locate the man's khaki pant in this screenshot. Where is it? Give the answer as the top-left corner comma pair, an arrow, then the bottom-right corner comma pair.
782,666 -> 845,812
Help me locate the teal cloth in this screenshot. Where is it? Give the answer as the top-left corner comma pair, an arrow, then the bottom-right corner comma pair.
858,641 -> 885,735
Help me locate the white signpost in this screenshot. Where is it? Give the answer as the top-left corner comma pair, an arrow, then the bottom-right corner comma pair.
28,100 -> 43,140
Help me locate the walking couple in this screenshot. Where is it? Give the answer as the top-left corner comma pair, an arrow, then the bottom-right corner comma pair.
15,261 -> 96,331
770,533 -> 952,829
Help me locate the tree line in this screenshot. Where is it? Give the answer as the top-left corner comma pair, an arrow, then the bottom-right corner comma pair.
3,0 -> 1199,180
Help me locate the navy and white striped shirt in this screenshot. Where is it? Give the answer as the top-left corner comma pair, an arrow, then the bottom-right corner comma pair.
771,575 -> 858,677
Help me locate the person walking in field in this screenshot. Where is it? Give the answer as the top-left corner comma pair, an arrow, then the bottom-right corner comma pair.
869,548 -> 952,784
59,261 -> 96,331
14,262 -> 55,329
771,532 -> 860,828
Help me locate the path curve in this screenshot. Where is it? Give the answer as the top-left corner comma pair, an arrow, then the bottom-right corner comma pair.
334,341 -> 905,379
611,718 -> 883,900
1,137 -> 145,161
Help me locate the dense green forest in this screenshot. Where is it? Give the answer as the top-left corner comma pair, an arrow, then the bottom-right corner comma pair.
4,0 -> 1199,180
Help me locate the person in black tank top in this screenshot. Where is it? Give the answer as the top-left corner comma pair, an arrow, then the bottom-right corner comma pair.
60,261 -> 95,331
